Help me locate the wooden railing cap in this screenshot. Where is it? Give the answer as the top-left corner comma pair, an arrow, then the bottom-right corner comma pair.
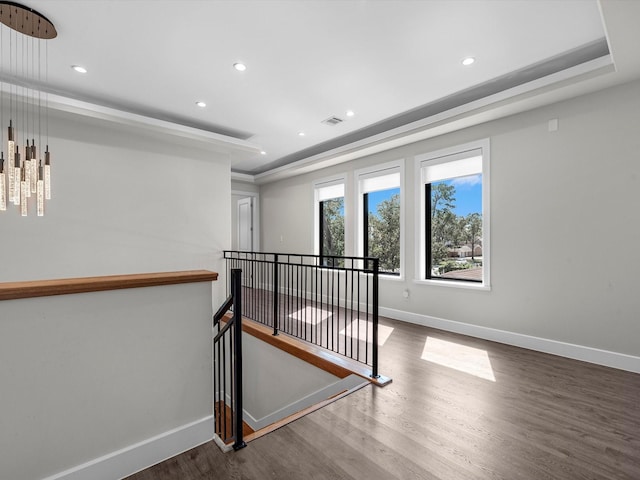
0,270 -> 218,301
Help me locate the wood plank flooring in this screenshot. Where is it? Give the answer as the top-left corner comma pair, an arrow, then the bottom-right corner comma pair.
127,317 -> 640,480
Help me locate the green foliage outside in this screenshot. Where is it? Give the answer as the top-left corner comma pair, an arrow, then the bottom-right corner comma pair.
431,182 -> 482,275
319,184 -> 480,277
321,198 -> 345,258
439,259 -> 482,274
368,193 -> 400,274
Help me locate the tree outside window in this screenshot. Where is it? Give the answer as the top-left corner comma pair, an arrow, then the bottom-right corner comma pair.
315,180 -> 345,266
320,197 -> 344,260
365,188 -> 400,275
428,174 -> 483,282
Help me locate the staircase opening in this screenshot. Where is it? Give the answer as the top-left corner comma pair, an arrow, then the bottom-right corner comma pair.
214,253 -> 392,450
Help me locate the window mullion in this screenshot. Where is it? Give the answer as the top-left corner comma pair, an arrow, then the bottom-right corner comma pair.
425,183 -> 432,279
319,200 -> 325,262
363,193 -> 369,257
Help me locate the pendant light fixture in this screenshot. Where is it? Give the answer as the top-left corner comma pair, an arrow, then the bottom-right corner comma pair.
0,1 -> 56,216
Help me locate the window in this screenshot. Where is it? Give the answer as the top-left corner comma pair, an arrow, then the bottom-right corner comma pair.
416,140 -> 490,287
356,161 -> 403,276
314,179 -> 345,264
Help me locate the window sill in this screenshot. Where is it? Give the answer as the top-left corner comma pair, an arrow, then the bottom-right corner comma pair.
412,278 -> 491,291
380,274 -> 404,282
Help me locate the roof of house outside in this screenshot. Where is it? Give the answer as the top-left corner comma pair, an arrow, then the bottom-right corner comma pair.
439,267 -> 483,282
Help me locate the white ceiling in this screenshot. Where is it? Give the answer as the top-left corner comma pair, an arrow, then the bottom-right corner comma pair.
2,0 -> 639,178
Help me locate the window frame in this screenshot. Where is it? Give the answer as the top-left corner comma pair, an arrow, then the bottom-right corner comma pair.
313,175 -> 346,260
355,159 -> 405,280
414,139 -> 491,290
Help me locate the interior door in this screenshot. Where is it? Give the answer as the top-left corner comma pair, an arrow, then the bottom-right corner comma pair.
238,197 -> 253,252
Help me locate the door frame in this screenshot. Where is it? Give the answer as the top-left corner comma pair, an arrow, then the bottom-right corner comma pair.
232,190 -> 260,252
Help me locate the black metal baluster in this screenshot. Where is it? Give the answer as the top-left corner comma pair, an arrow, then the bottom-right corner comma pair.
297,261 -> 302,339
325,267 -> 330,350
337,263 -> 341,355
222,327 -> 227,441
262,257 -> 266,326
372,258 -> 379,378
229,325 -> 234,443
231,268 -> 246,450
330,267 -> 335,352
250,253 -> 255,321
273,254 -> 279,336
215,321 -> 221,437
349,262 -> 354,359
314,259 -> 318,345
304,263 -> 309,341
289,262 -> 292,334
366,260 -> 370,365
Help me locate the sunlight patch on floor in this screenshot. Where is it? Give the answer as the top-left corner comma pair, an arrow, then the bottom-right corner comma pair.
289,306 -> 333,325
339,320 -> 394,346
421,336 -> 496,381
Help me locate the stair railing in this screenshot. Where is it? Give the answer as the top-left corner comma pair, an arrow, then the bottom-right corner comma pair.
223,251 -> 381,379
212,268 -> 246,451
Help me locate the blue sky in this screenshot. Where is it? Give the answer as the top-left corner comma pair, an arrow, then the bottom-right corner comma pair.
367,188 -> 399,214
447,174 -> 482,216
366,174 -> 482,217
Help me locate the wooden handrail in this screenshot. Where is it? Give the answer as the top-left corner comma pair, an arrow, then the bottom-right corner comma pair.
0,270 -> 218,301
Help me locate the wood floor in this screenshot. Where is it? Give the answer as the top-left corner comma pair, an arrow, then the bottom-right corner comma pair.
127,317 -> 640,480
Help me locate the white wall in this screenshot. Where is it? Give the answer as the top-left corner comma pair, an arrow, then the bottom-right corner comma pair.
262,179 -> 312,254
0,283 -> 213,480
260,80 -> 640,361
242,334 -> 344,430
0,109 -> 233,479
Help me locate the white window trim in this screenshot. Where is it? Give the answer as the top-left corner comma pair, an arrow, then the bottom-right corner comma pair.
414,138 -> 491,289
313,174 -> 347,256
354,159 -> 405,280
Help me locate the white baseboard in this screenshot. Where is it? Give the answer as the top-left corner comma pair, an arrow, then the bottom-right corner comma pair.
380,306 -> 640,374
42,416 -> 214,480
243,374 -> 369,431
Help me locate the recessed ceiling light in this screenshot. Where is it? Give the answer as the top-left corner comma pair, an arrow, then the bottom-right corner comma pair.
71,65 -> 87,73
260,151 -> 267,155
346,110 -> 355,117
298,132 -> 305,137
462,57 -> 475,66
233,62 -> 247,72
195,101 -> 207,108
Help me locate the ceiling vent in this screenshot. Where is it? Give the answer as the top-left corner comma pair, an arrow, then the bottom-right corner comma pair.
321,116 -> 344,126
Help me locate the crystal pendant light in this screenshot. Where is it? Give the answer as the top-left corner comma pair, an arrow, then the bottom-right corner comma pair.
7,120 -> 15,203
20,162 -> 27,216
44,146 -> 51,199
0,2 -> 57,217
30,139 -> 36,193
36,160 -> 43,216
23,141 -> 31,198
0,154 -> 6,211
12,146 -> 20,205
